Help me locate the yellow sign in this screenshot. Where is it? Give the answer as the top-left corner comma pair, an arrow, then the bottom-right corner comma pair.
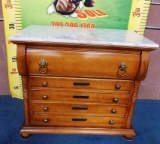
128,0 -> 151,35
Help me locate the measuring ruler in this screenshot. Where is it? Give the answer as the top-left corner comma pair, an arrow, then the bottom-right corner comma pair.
128,0 -> 151,35
2,0 -> 151,99
2,0 -> 23,98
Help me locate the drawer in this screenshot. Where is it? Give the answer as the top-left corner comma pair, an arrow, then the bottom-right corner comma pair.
30,89 -> 131,105
31,102 -> 128,117
31,115 -> 125,128
29,76 -> 134,91
27,49 -> 140,79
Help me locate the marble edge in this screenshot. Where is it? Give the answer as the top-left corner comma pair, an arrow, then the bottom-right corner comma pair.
9,37 -> 159,49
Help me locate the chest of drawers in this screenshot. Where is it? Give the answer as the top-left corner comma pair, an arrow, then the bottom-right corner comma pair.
9,25 -> 158,140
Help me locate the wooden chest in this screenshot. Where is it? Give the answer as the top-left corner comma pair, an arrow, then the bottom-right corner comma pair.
9,25 -> 158,140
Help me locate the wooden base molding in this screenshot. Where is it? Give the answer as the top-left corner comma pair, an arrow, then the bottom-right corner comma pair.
20,125 -> 135,138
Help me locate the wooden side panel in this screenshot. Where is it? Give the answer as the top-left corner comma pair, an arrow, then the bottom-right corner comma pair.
136,51 -> 150,80
17,45 -> 28,76
21,76 -> 31,125
125,81 -> 140,128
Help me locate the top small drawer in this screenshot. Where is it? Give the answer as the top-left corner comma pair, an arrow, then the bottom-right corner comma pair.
26,48 -> 140,79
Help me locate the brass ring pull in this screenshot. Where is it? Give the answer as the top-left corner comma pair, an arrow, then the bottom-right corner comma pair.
118,62 -> 127,77
39,59 -> 48,74
39,67 -> 48,74
118,69 -> 126,76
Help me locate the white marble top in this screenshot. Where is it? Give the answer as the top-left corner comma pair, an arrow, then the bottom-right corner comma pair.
9,25 -> 159,49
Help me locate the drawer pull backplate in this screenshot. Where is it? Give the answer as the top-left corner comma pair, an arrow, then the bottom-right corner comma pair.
72,106 -> 88,110
72,118 -> 87,122
73,95 -> 89,99
73,82 -> 90,86
39,59 -> 48,74
118,62 -> 127,76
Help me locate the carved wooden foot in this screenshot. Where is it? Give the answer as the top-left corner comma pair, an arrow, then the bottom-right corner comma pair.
20,133 -> 32,140
123,135 -> 134,141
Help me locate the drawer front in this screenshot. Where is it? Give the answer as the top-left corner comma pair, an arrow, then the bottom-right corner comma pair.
29,76 -> 134,91
31,115 -> 125,128
30,89 -> 130,105
27,49 -> 140,79
31,103 -> 128,117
